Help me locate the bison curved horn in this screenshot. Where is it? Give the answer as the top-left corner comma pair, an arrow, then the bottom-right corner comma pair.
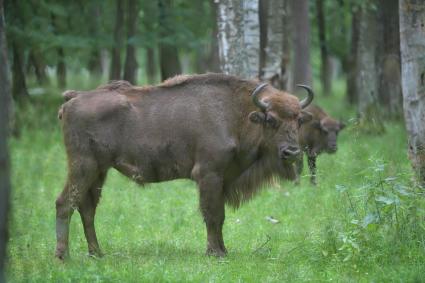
251,83 -> 269,111
297,84 -> 314,109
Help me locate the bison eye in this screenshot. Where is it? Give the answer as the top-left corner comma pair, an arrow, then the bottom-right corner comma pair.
265,115 -> 278,128
297,118 -> 303,128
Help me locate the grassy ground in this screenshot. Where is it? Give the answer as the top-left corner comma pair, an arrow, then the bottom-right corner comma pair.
6,80 -> 425,282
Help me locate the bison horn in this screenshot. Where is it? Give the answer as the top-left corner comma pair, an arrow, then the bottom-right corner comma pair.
297,84 -> 314,109
251,83 -> 269,111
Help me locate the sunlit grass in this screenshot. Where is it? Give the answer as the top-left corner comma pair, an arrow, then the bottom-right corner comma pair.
6,80 -> 425,282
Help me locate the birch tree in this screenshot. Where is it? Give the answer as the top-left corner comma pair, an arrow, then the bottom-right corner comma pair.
0,0 -> 11,280
216,0 -> 259,79
259,0 -> 291,90
399,0 -> 425,185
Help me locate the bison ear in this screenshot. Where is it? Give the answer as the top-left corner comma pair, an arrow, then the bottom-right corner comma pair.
249,111 -> 266,124
339,121 -> 346,130
300,111 -> 313,124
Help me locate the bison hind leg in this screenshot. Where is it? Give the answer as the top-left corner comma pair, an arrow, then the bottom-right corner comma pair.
55,155 -> 102,260
78,171 -> 107,258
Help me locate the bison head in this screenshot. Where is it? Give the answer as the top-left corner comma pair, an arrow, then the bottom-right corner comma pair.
312,117 -> 345,154
248,83 -> 314,163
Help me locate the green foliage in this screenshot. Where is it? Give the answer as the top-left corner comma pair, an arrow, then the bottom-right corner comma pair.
5,79 -> 425,282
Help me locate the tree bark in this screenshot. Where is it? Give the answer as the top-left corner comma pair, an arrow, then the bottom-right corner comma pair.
0,0 -> 11,281
355,3 -> 384,133
290,0 -> 312,88
50,14 -> 66,88
399,0 -> 425,185
346,8 -> 360,105
110,0 -> 125,80
28,49 -> 48,85
56,47 -> 66,88
378,0 -> 402,119
11,42 -> 28,101
87,6 -> 102,77
146,47 -> 157,83
316,0 -> 332,95
206,0 -> 221,73
259,0 -> 290,90
158,0 -> 182,81
123,0 -> 139,84
216,0 -> 260,78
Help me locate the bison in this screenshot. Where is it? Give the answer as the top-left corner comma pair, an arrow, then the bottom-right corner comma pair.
296,105 -> 345,185
55,73 -> 314,259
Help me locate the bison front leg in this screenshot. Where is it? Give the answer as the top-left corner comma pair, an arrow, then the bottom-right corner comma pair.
197,173 -> 227,257
307,155 -> 317,186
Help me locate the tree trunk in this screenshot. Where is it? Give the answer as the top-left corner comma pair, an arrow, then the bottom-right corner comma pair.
259,0 -> 290,90
355,3 -> 384,133
290,0 -> 312,88
56,47 -> 66,88
158,0 -> 182,80
316,0 -> 332,95
146,47 -> 157,83
11,42 -> 28,101
123,0 -> 139,84
28,49 -> 48,85
50,14 -> 67,88
378,0 -> 402,119
0,1 -> 11,281
206,0 -> 221,73
216,0 -> 260,78
87,6 -> 102,77
110,0 -> 124,80
399,0 -> 425,185
346,8 -> 360,105
259,0 -> 268,79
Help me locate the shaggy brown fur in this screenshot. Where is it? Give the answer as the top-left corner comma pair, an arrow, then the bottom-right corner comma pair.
55,73 -> 314,259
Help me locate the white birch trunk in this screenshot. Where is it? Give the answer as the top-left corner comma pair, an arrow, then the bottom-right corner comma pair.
399,0 -> 425,184
216,0 -> 259,79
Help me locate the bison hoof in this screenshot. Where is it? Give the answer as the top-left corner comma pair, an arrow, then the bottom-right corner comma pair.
55,249 -> 69,261
206,248 -> 227,257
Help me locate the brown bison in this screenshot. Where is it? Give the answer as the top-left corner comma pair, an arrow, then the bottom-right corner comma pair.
296,105 -> 345,185
55,73 -> 314,259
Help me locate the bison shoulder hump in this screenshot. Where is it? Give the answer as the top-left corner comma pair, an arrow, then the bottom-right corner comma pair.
96,80 -> 133,92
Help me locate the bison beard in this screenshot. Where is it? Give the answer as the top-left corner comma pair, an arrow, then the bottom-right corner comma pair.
225,153 -> 296,207
55,73 -> 313,259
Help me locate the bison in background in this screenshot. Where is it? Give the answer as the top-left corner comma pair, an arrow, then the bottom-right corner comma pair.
55,73 -> 314,259
296,105 -> 345,185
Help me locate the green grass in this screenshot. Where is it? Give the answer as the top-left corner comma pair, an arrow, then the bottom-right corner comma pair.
6,80 -> 425,282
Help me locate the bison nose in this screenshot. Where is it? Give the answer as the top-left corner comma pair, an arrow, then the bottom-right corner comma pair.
280,145 -> 301,160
